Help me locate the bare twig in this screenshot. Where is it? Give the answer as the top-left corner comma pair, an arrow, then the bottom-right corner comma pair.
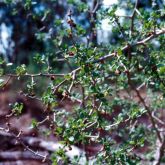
130,0 -> 139,36
6,73 -> 65,78
152,111 -> 165,126
68,69 -> 76,93
89,0 -> 100,45
81,86 -> 85,108
105,117 -> 130,130
153,133 -> 165,165
53,79 -> 67,94
92,0 -> 100,14
1,76 -> 12,89
0,151 -> 47,161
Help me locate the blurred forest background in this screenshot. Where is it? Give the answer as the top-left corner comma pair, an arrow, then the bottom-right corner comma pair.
1,0 -> 163,64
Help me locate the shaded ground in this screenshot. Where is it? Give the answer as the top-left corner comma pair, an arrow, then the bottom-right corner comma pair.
0,82 -> 164,164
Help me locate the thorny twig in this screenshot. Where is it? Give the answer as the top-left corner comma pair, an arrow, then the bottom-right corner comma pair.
152,111 -> 165,126
126,70 -> 162,143
93,28 -> 165,63
125,69 -> 165,164
0,126 -> 49,162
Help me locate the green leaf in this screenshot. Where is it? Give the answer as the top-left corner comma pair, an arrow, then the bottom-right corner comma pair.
31,119 -> 38,129
159,66 -> 165,75
12,102 -> 24,116
0,69 -> 4,76
16,64 -> 27,76
69,136 -> 74,142
117,48 -> 122,56
0,79 -> 4,87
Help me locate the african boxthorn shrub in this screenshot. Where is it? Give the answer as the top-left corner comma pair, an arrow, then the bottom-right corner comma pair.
0,0 -> 165,164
